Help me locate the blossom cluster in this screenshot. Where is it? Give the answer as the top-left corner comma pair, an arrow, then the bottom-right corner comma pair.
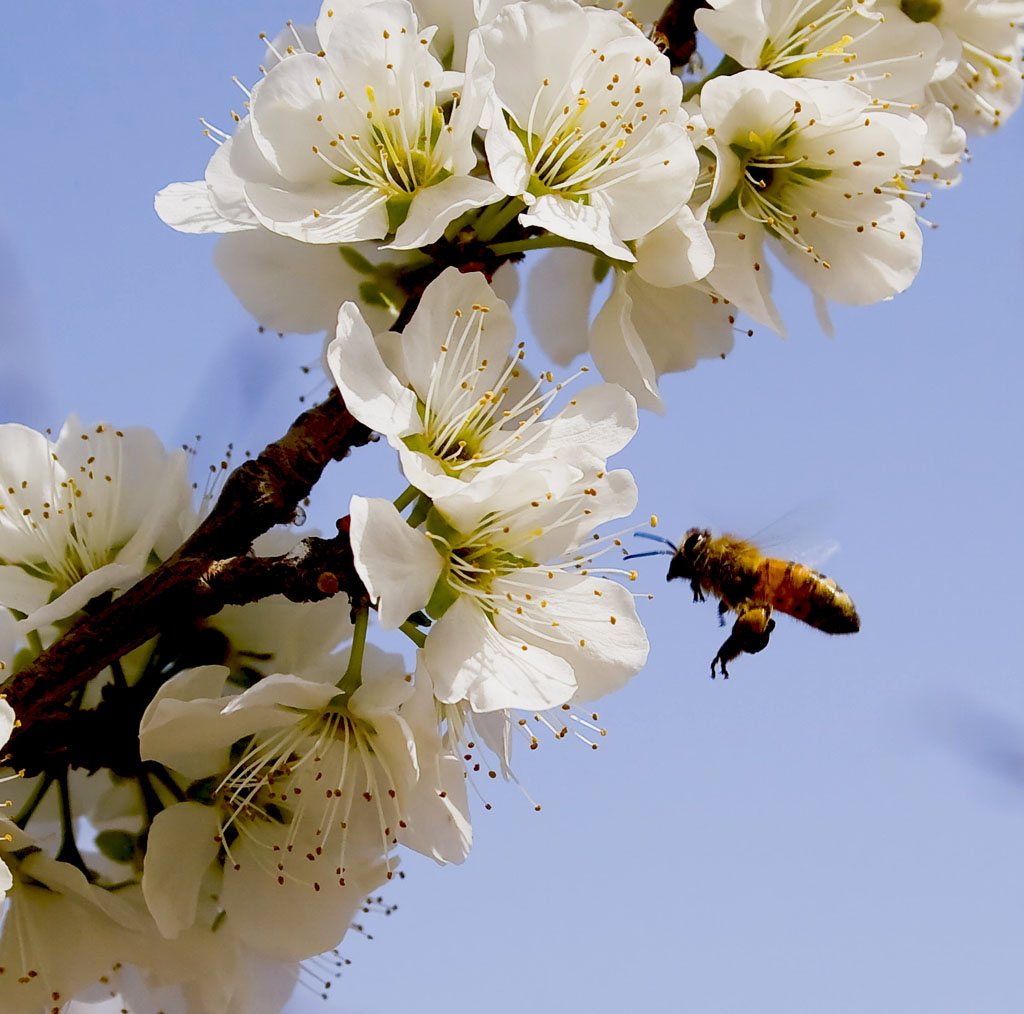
2,0 -> 1022,1009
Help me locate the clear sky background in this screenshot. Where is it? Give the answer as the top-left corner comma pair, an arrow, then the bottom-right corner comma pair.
3,3 -> 1024,1012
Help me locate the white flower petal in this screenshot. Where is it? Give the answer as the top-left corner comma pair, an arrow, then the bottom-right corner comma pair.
525,249 -> 595,366
154,182 -> 253,235
590,278 -> 664,412
248,53 -> 341,183
481,110 -> 533,196
244,179 -> 391,244
327,304 -> 421,437
349,497 -> 443,629
219,673 -> 340,715
391,176 -> 506,249
0,699 -> 13,750
142,803 -> 222,938
619,274 -> 736,377
493,570 -> 648,701
220,838 -> 388,960
214,231 -> 398,336
15,563 -> 143,634
523,383 -> 638,467
522,194 -> 634,262
0,565 -> 54,616
0,423 -> 62,563
635,206 -> 715,289
398,267 -> 518,398
775,196 -> 923,305
705,218 -> 785,334
426,595 -> 577,710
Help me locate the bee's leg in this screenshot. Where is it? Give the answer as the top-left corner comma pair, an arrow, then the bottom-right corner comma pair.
710,636 -> 741,679
709,605 -> 775,679
717,600 -> 730,627
690,580 -> 705,603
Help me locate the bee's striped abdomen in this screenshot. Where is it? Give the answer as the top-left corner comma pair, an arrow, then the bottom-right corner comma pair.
754,558 -> 860,634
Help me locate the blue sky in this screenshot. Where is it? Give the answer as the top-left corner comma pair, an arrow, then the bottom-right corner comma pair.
3,3 -> 1024,1012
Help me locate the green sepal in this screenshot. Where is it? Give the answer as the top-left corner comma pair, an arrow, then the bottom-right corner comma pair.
185,778 -> 220,806
339,245 -> 376,274
900,0 -> 942,22
401,431 -> 434,457
359,281 -> 395,309
424,506 -> 459,548
95,830 -> 139,865
708,189 -> 740,224
230,665 -> 264,690
386,192 -> 415,234
425,575 -> 459,620
402,432 -> 463,477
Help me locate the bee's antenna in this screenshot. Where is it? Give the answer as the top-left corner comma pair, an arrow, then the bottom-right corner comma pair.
622,549 -> 675,561
633,532 -> 679,552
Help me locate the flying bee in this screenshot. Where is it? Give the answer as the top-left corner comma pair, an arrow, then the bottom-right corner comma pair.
625,528 -> 860,678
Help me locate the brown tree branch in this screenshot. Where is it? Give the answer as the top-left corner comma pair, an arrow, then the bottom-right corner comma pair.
5,530 -> 366,776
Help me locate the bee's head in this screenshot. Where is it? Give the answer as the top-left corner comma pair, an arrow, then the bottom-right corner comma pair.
667,528 -> 711,582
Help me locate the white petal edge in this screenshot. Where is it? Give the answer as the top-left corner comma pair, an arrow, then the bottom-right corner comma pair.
142,802 -> 222,938
349,497 -> 443,629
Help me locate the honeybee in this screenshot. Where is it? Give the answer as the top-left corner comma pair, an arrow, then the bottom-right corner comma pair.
626,528 -> 860,678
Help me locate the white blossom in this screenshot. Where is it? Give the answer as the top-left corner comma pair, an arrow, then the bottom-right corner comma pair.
328,266 -> 638,495
478,0 -> 674,35
0,845 -> 152,1014
916,0 -> 1024,132
697,70 -> 926,331
80,931 -> 299,1014
695,0 -> 944,103
0,865 -> 297,1014
0,417 -> 190,635
161,1 -> 502,251
139,651 -> 469,959
476,0 -> 699,260
317,0 -> 481,71
350,461 -> 649,712
900,100 -> 968,201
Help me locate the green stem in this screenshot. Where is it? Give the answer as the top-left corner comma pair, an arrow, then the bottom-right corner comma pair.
55,769 -> 88,875
339,606 -> 369,696
399,621 -> 427,649
406,493 -> 432,530
145,763 -> 186,803
393,484 -> 419,512
443,206 -> 485,243
14,772 -> 53,829
384,249 -> 434,273
473,197 -> 528,243
26,628 -> 43,657
489,234 -> 597,258
138,771 -> 164,825
110,657 -> 128,691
